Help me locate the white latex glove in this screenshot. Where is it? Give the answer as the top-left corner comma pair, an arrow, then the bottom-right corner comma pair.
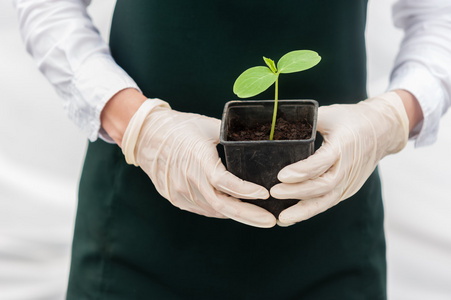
122,99 -> 277,228
271,92 -> 409,226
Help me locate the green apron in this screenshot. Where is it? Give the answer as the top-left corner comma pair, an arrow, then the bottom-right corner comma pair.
67,1 -> 386,299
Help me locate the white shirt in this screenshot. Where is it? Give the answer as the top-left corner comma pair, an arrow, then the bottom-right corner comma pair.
13,0 -> 451,146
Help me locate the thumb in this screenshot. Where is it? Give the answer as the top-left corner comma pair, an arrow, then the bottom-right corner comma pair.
277,143 -> 338,183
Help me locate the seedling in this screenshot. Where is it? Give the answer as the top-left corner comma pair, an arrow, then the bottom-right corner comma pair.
233,50 -> 321,140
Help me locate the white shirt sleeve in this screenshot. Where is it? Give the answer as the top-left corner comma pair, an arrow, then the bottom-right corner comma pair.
13,0 -> 140,143
15,1 -> 451,145
388,0 -> 451,147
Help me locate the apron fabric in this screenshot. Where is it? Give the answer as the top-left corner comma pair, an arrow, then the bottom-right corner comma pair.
67,1 -> 387,299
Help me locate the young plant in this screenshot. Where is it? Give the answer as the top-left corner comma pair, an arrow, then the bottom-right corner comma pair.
233,50 -> 321,140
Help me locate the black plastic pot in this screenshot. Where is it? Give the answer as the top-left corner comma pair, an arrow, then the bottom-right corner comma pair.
219,100 -> 318,218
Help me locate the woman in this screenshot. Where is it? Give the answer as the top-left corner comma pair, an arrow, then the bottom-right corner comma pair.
14,0 -> 451,298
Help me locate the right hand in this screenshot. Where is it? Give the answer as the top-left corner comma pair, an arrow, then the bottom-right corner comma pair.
121,99 -> 277,228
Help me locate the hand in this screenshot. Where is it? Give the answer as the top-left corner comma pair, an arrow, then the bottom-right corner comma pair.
121,99 -> 277,228
270,92 -> 410,226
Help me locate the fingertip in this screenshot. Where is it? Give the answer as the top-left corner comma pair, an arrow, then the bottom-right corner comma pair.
211,192 -> 276,228
269,184 -> 290,199
278,205 -> 306,224
212,162 -> 270,200
259,216 -> 278,228
230,206 -> 277,228
269,185 -> 280,197
277,167 -> 306,183
276,220 -> 295,227
243,203 -> 277,228
254,186 -> 270,200
236,184 -> 269,200
278,145 -> 338,184
278,211 -> 289,223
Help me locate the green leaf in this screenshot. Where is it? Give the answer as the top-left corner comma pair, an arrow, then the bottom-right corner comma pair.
233,66 -> 278,98
277,50 -> 321,74
263,57 -> 277,73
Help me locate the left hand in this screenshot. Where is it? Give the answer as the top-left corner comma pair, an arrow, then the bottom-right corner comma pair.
270,92 -> 410,226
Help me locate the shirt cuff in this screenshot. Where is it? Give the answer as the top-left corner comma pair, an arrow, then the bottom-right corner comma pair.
67,54 -> 140,143
388,62 -> 446,147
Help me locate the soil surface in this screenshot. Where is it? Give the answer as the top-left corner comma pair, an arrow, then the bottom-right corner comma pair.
227,115 -> 312,141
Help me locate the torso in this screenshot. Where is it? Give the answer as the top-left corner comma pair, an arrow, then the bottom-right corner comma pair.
67,1 -> 387,299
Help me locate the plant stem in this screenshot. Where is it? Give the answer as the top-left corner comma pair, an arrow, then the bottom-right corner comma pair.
269,75 -> 279,140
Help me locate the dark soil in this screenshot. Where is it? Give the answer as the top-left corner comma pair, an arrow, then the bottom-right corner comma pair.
227,115 -> 312,141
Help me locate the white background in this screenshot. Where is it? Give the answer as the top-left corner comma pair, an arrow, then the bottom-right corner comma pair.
0,0 -> 450,299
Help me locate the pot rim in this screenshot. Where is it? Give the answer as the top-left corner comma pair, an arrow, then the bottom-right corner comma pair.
219,99 -> 318,145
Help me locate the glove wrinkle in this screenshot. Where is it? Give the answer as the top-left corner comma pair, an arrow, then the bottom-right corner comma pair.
273,92 -> 409,226
121,99 -> 277,228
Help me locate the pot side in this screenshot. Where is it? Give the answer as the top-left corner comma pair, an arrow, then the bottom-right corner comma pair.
219,100 -> 318,218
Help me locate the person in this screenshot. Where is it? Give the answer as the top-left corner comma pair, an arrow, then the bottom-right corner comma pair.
13,0 -> 451,299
